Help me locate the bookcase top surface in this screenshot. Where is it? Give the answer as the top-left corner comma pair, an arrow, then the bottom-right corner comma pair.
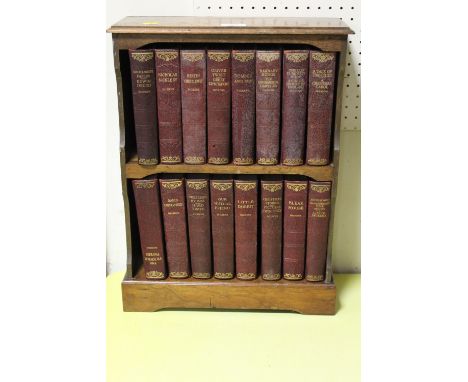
107,16 -> 353,35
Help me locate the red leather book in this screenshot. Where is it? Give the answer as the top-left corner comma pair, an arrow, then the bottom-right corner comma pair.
180,50 -> 207,164
129,50 -> 159,165
256,50 -> 281,165
306,52 -> 337,165
305,181 -> 332,282
281,50 -> 309,166
207,50 -> 231,164
132,177 -> 167,279
282,177 -> 308,280
159,175 -> 190,278
210,175 -> 235,279
185,174 -> 212,279
260,175 -> 283,281
154,49 -> 183,164
232,50 -> 256,165
234,175 -> 258,280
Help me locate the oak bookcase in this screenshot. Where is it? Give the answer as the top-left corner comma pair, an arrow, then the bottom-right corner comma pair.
107,16 -> 353,315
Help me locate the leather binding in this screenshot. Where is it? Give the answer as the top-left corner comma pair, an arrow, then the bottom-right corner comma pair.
306,52 -> 337,165
185,174 -> 212,279
281,50 -> 309,166
132,177 -> 167,279
232,50 -> 256,165
234,175 -> 258,280
129,50 -> 159,165
260,175 -> 283,281
180,50 -> 207,164
210,175 -> 235,279
256,50 -> 281,165
154,49 -> 183,164
159,175 -> 190,278
282,177 -> 308,280
305,181 -> 332,282
207,50 -> 231,164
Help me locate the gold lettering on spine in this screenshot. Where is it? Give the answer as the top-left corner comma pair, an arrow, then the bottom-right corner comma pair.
161,180 -> 182,189
131,52 -> 153,62
286,183 -> 307,192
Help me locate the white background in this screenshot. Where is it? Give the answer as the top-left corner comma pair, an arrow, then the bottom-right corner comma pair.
106,0 -> 361,274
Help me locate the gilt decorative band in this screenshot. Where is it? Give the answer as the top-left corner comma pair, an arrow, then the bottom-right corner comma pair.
187,181 -> 208,190
286,183 -> 307,192
233,52 -> 254,62
258,157 -> 278,165
161,156 -> 181,163
215,272 -> 233,279
233,157 -> 254,165
156,51 -> 178,61
262,183 -> 282,192
282,158 -> 304,166
212,182 -> 232,191
285,52 -> 308,62
235,183 -> 256,191
134,181 -> 155,189
237,272 -> 256,280
193,272 -> 211,279
312,52 -> 334,63
161,180 -> 182,189
146,271 -> 165,279
283,273 -> 303,280
208,52 -> 230,61
184,156 -> 205,164
310,184 -> 331,193
257,52 -> 280,62
262,273 -> 281,281
208,157 -> 229,165
131,52 -> 153,62
138,158 -> 158,165
306,274 -> 325,282
169,271 -> 189,278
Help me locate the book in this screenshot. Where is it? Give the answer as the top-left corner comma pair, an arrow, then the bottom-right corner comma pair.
232,50 -> 256,165
210,175 -> 235,279
256,50 -> 281,165
234,175 -> 258,280
282,177 -> 308,280
281,50 -> 309,166
180,50 -> 207,164
186,174 -> 212,278
154,49 -> 183,164
207,50 -> 231,164
305,181 -> 332,281
132,177 -> 167,279
159,175 -> 190,278
129,49 -> 159,165
306,52 -> 337,165
260,175 -> 283,281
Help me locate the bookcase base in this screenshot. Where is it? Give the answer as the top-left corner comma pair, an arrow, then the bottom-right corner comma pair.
122,270 -> 336,315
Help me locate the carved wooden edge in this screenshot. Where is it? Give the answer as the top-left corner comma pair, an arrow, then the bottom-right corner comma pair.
121,270 -> 336,315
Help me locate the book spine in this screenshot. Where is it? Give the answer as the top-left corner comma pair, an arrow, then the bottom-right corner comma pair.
181,50 -> 207,164
132,178 -> 167,279
260,178 -> 283,281
154,49 -> 183,164
207,50 -> 231,164
234,176 -> 258,280
256,50 -> 281,165
281,50 -> 309,166
232,50 -> 256,165
283,179 -> 308,280
306,52 -> 337,165
210,178 -> 235,279
186,177 -> 212,278
129,50 -> 159,165
159,177 -> 190,278
305,181 -> 332,282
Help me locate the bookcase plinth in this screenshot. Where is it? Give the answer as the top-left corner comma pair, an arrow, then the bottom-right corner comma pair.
122,270 -> 336,315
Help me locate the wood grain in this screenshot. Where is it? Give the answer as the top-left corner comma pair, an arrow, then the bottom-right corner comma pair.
122,268 -> 336,315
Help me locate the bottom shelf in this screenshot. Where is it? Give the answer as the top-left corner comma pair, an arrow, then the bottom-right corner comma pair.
122,267 -> 336,315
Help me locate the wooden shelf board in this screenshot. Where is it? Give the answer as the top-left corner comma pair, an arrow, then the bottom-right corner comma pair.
121,267 -> 336,315
125,155 -> 334,180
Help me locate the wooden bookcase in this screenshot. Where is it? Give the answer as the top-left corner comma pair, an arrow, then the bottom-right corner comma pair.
107,16 -> 353,315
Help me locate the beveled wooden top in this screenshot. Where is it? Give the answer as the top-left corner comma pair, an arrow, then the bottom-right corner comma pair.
107,16 -> 353,35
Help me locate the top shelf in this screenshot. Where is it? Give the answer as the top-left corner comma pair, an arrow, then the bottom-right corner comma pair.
107,16 -> 354,35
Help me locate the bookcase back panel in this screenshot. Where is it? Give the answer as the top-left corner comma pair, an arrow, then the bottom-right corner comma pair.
193,0 -> 361,131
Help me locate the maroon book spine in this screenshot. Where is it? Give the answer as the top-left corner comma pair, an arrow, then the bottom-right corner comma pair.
159,176 -> 190,278
256,50 -> 281,165
260,176 -> 283,281
207,50 -> 231,164
210,176 -> 235,279
306,52 -> 337,166
129,50 -> 159,165
186,175 -> 212,278
306,181 -> 332,282
132,177 -> 167,279
154,49 -> 183,164
282,178 -> 308,280
232,50 -> 256,165
234,176 -> 258,280
281,50 -> 309,166
181,50 -> 207,164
